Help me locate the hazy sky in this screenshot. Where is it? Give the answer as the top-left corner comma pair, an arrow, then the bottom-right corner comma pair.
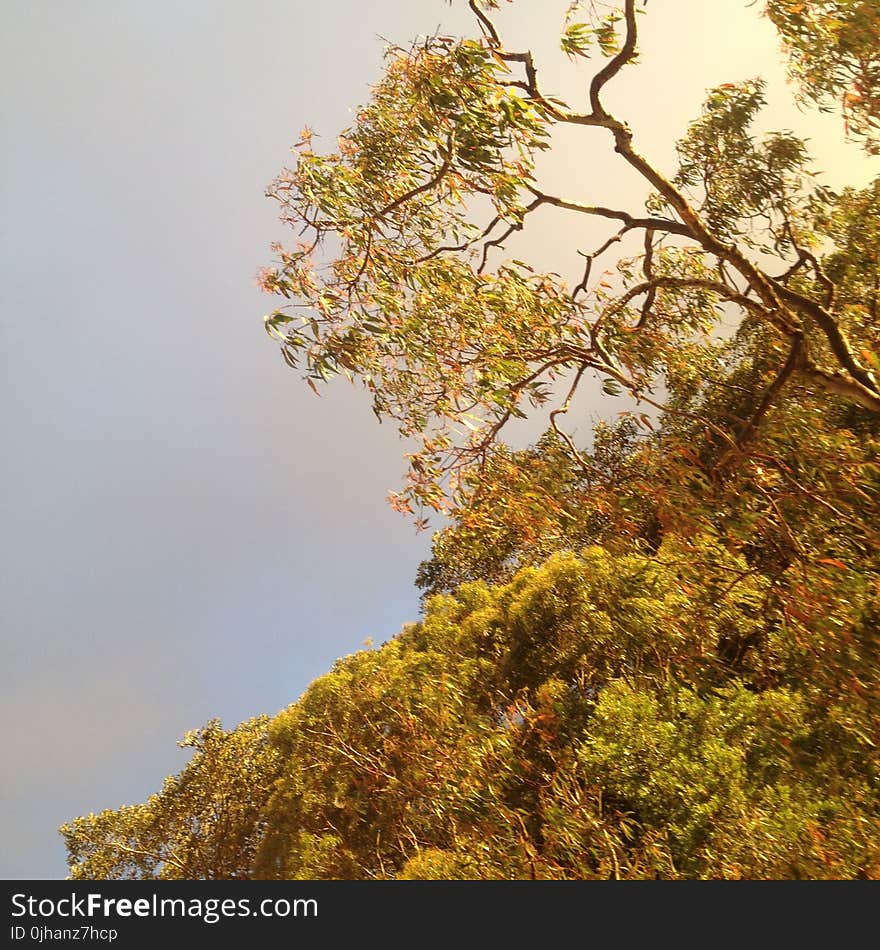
3,1 -> 877,879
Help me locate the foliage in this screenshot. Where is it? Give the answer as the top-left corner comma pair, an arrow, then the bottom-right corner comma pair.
765,0 -> 880,152
63,1 -> 880,880
61,718 -> 282,879
260,0 -> 879,517
64,548 -> 880,879
414,419 -> 660,595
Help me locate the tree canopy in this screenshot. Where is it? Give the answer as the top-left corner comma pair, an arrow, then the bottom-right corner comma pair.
766,0 -> 880,151
64,545 -> 879,879
61,718 -> 282,879
64,1 -> 879,880
259,0 -> 879,518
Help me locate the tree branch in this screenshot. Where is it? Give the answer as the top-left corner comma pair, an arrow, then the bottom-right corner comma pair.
468,0 -> 501,48
589,0 -> 640,117
800,359 -> 880,413
604,275 -> 772,325
477,196 -> 544,271
773,282 -> 878,395
525,186 -> 691,237
637,228 -> 657,328
549,363 -> 593,475
417,214 -> 503,263
572,226 -> 632,300
376,155 -> 452,220
714,334 -> 804,473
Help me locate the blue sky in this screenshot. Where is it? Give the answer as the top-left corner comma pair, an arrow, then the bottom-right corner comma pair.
2,1 -> 875,879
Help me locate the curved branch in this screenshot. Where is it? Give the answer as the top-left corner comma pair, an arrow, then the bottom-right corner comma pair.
525,185 -> 691,237
778,217 -> 837,310
417,213 -> 503,263
549,363 -> 593,474
572,226 -> 631,300
571,15 -> 876,407
604,276 -> 773,325
607,123 -> 792,315
465,2 -> 566,121
714,334 -> 804,472
500,49 -> 569,120
560,12 -> 793,321
468,0 -> 501,48
773,282 -> 878,395
802,250 -> 836,310
589,0 -> 640,117
800,360 -> 880,413
477,196 -> 544,271
376,155 -> 451,220
773,256 -> 808,283
637,228 -> 657,329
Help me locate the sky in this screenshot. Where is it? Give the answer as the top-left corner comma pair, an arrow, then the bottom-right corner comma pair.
2,1 -> 877,879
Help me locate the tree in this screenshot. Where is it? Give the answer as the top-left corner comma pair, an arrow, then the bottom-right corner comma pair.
260,0 -> 879,519
765,0 -> 880,152
414,418 -> 660,595
250,0 -> 877,879
63,1 -> 880,880
61,718 -> 282,879
64,548 -> 880,879
254,544 -> 880,879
